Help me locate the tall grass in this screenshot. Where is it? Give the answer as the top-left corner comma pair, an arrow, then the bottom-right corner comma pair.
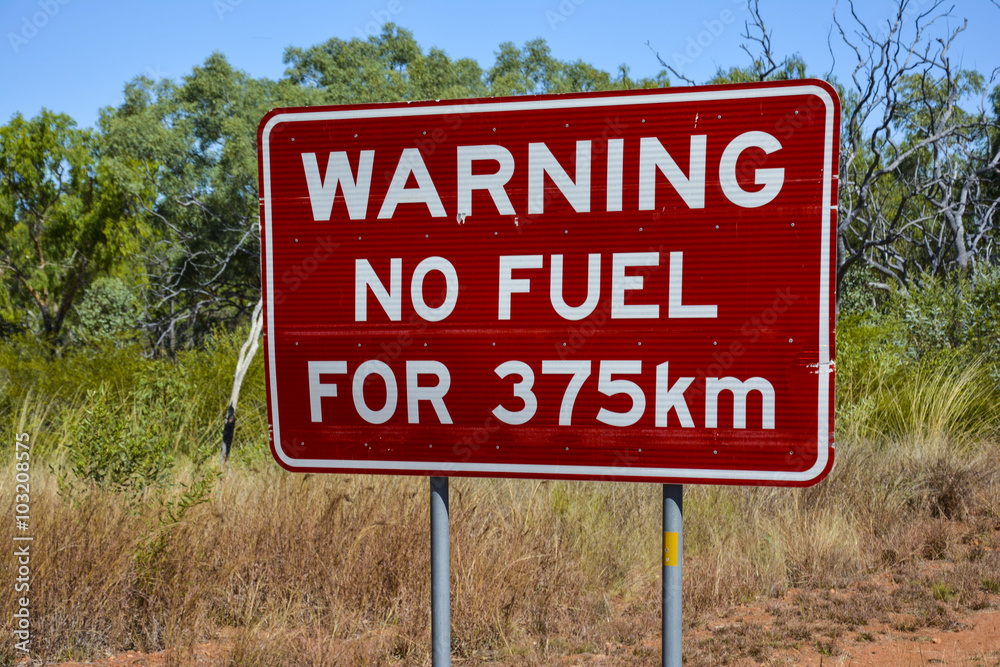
3,439 -> 997,665
0,327 -> 270,461
840,356 -> 999,451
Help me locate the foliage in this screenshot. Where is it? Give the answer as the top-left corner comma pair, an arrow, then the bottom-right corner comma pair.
284,24 -> 668,104
133,464 -> 222,618
837,264 -> 890,316
836,268 -> 1000,445
284,24 -> 489,103
708,54 -> 807,85
0,334 -> 148,418
98,55 -> 292,352
0,111 -> 146,342
61,384 -> 174,496
0,321 -> 270,466
486,37 -> 667,95
887,268 -> 1000,379
73,276 -> 141,343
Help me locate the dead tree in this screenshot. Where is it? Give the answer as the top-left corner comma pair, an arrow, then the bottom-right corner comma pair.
834,0 -> 1000,296
221,298 -> 263,464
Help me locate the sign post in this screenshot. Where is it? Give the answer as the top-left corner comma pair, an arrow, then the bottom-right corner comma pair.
430,476 -> 450,666
257,80 -> 839,664
663,484 -> 683,666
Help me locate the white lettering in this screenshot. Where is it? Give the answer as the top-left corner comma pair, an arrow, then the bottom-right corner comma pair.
596,360 -> 645,426
411,256 -> 458,322
668,251 -> 717,318
528,140 -> 592,213
456,145 -> 516,217
606,138 -> 624,212
378,148 -> 446,218
550,254 -> 600,320
655,362 -> 694,427
355,258 -> 402,321
705,376 -> 775,429
498,255 -> 543,320
406,360 -> 453,424
308,361 -> 347,422
301,151 -> 374,221
638,135 -> 706,209
611,252 -> 659,319
542,360 -> 591,425
352,360 -> 397,424
719,131 -> 784,208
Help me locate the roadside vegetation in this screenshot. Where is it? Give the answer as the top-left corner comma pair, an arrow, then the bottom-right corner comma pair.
1,271 -> 998,666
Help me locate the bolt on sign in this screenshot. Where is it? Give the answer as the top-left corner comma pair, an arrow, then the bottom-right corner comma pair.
258,80 -> 839,486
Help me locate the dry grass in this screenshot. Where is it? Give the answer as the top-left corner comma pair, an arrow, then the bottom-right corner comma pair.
2,334 -> 998,664
2,428 -> 999,666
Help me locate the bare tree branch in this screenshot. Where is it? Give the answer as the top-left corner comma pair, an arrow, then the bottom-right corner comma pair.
645,40 -> 696,86
832,0 -> 1000,302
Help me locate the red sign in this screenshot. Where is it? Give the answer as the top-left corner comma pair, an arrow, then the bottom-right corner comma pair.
258,80 -> 839,486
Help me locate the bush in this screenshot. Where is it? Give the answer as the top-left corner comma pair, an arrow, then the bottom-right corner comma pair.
0,321 -> 271,464
888,267 -> 1000,381
835,267 -> 1000,444
838,265 -> 890,316
61,384 -> 174,496
73,276 -> 142,344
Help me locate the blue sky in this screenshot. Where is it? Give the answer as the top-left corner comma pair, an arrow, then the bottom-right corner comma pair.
2,0 -> 998,130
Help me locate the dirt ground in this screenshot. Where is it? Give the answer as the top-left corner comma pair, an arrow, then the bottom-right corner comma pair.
41,598 -> 1000,666
690,595 -> 1000,666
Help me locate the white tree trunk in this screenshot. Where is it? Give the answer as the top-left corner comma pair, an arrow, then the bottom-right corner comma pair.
222,299 -> 264,464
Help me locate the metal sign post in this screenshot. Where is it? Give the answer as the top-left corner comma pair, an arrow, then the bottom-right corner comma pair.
430,476 -> 451,666
663,484 -> 682,666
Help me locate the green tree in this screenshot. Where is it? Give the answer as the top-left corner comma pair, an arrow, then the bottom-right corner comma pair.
488,38 -> 667,96
707,54 -> 807,86
0,110 -> 142,342
100,54 -> 305,352
283,24 -> 488,103
74,276 -> 141,343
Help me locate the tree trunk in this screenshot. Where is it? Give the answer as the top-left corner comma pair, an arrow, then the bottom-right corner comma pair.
221,299 -> 264,465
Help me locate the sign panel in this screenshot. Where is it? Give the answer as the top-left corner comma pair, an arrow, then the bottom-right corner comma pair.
258,80 -> 839,485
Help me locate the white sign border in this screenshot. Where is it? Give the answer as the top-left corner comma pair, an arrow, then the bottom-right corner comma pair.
260,83 -> 836,483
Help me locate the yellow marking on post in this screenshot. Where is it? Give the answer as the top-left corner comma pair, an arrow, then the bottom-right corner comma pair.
663,531 -> 679,567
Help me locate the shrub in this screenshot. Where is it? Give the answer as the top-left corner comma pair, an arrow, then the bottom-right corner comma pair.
61,384 -> 174,496
73,276 -> 142,344
836,267 -> 1000,442
888,267 -> 1000,381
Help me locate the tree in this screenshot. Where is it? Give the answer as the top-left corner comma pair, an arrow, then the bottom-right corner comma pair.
100,54 -> 305,353
282,24 -> 488,104
834,0 -> 1000,294
488,37 -> 667,96
284,24 -> 666,105
0,110 -> 143,342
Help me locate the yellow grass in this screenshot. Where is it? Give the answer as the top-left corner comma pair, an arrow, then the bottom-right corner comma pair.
3,427 -> 998,665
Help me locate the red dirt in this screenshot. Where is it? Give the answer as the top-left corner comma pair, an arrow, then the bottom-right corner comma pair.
834,607 -> 1000,666
41,605 -> 999,666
